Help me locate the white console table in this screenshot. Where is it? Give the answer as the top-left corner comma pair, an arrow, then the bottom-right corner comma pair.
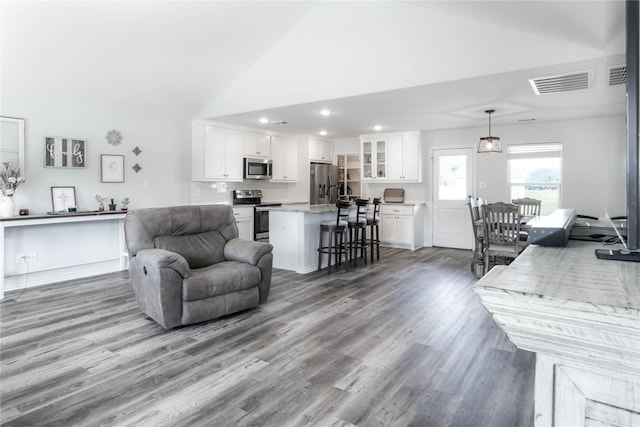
474,241 -> 640,427
1,211 -> 128,299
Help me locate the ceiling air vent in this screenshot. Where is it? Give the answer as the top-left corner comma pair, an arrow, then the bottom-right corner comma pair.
609,65 -> 627,86
528,70 -> 592,95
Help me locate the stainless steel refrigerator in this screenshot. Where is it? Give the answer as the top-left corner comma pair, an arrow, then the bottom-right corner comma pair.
310,163 -> 339,205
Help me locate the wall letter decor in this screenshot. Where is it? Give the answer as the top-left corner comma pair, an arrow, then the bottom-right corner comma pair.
44,136 -> 86,168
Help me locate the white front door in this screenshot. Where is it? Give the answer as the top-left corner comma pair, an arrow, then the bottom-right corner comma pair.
432,148 -> 473,249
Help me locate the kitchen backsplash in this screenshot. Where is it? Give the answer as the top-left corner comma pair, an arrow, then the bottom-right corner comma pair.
362,182 -> 426,203
191,181 -> 290,205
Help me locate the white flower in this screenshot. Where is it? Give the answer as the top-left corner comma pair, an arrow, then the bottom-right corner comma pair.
0,161 -> 23,197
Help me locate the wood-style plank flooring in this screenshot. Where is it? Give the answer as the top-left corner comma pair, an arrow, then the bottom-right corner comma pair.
1,247 -> 535,426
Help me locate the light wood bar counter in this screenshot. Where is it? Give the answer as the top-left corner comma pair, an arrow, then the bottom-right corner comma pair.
474,240 -> 640,427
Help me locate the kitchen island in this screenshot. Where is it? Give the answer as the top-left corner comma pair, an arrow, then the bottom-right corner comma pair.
473,240 -> 639,427
268,204 -> 341,273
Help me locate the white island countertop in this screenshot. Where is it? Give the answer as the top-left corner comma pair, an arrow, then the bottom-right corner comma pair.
268,203 -> 340,213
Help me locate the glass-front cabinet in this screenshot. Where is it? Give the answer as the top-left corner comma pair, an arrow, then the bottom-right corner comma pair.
361,138 -> 387,180
361,131 -> 422,183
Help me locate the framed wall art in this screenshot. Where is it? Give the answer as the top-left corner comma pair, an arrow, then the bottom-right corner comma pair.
44,136 -> 86,168
50,186 -> 77,212
101,154 -> 124,183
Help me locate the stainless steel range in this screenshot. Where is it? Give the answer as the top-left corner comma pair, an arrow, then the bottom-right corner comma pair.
232,189 -> 282,242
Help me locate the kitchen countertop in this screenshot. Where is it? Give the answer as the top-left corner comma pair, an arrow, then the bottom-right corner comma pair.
268,203 -> 339,213
381,201 -> 426,206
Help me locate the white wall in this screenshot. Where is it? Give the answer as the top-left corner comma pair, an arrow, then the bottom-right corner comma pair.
335,116 -> 626,248
427,115 -> 627,217
1,96 -> 192,293
5,99 -> 191,213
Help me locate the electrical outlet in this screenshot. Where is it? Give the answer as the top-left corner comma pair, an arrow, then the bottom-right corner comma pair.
15,252 -> 37,264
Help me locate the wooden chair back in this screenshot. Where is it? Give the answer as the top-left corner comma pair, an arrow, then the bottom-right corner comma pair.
477,197 -> 487,220
482,202 -> 522,248
512,197 -> 541,216
467,196 -> 480,240
371,197 -> 382,221
350,198 -> 369,225
335,200 -> 352,226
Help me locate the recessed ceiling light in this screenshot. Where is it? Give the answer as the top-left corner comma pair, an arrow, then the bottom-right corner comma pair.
319,130 -> 327,136
320,109 -> 331,116
259,117 -> 269,124
374,124 -> 382,131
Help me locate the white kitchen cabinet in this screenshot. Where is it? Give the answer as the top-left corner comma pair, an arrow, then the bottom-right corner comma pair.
361,138 -> 387,181
361,131 -> 421,182
192,122 -> 243,182
243,132 -> 271,158
380,204 -> 424,250
270,136 -> 298,182
309,138 -> 333,163
386,132 -> 421,182
232,207 -> 254,241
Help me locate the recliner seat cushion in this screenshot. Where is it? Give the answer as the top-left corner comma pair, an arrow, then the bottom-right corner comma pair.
182,261 -> 261,301
154,230 -> 226,269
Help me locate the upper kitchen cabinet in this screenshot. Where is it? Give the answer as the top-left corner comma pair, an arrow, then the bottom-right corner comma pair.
361,131 -> 422,182
192,121 -> 243,182
361,137 -> 387,180
270,136 -> 298,182
309,138 -> 334,163
386,132 -> 421,182
243,132 -> 271,158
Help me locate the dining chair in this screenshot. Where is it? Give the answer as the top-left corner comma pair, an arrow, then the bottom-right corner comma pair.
467,196 -> 484,277
477,197 -> 487,220
482,202 -> 525,275
512,197 -> 542,216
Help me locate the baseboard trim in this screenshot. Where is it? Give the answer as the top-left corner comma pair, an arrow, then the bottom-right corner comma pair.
3,260 -> 125,293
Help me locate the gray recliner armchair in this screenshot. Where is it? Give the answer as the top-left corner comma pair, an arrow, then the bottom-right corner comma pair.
124,205 -> 273,329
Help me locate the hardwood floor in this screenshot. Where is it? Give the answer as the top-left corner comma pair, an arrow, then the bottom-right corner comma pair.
1,247 -> 535,426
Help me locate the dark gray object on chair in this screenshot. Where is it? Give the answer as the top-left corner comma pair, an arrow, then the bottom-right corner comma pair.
124,205 -> 273,329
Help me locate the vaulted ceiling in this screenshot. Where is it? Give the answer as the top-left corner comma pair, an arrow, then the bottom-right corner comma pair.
1,1 -> 627,138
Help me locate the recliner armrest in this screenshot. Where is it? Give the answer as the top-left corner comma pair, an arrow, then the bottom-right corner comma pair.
224,238 -> 273,265
136,248 -> 190,278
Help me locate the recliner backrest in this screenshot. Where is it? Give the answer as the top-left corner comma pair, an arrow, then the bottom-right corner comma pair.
125,205 -> 238,268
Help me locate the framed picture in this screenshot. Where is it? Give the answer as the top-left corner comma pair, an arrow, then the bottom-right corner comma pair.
101,154 -> 124,183
51,186 -> 77,212
44,136 -> 86,168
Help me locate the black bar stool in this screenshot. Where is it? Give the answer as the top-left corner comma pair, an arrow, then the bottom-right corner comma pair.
348,198 -> 369,267
367,197 -> 382,262
317,200 -> 352,274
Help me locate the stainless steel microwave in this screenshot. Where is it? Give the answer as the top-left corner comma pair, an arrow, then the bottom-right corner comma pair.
244,157 -> 272,180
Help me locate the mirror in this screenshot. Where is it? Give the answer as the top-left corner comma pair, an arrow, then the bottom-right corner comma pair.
0,116 -> 26,180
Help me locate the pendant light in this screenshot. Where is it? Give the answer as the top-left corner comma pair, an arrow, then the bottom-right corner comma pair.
477,109 -> 502,153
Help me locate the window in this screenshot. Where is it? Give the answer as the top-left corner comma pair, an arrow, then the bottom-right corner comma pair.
438,154 -> 468,200
508,143 -> 562,215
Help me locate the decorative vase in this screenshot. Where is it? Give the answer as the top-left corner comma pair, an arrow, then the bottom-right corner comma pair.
1,195 -> 16,218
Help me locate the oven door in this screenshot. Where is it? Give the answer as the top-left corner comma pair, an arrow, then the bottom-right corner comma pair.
254,207 -> 270,241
